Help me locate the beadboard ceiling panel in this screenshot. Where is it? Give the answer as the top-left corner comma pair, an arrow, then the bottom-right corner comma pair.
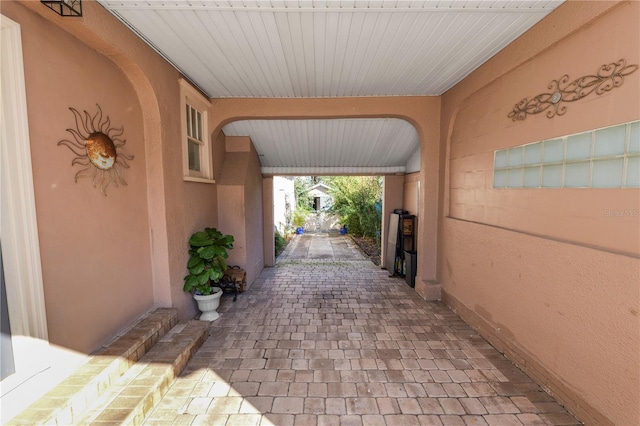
223,118 -> 418,174
99,0 -> 562,98
98,0 -> 563,174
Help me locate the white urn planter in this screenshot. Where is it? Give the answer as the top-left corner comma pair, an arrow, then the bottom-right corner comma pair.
193,287 -> 223,321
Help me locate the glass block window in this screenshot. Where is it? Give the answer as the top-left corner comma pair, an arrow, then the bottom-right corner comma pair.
493,120 -> 640,188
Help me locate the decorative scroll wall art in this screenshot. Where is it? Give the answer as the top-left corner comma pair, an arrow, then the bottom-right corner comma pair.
58,104 -> 134,195
508,59 -> 638,121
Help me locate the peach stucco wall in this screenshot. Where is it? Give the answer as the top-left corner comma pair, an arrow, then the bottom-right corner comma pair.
441,2 -> 639,424
217,136 -> 265,287
403,173 -> 420,218
5,0 -> 223,351
402,172 -> 420,254
244,146 -> 265,283
2,3 -> 154,353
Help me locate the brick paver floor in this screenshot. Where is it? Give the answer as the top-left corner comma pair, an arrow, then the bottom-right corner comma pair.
144,235 -> 580,426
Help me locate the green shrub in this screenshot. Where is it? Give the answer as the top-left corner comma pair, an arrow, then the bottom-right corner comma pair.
326,176 -> 382,245
292,207 -> 309,228
275,229 -> 287,256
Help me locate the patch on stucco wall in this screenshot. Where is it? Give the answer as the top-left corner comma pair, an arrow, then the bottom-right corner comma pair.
508,59 -> 638,121
57,104 -> 134,195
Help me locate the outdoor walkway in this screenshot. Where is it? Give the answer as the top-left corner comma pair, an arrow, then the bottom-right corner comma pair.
143,234 -> 579,426
280,231 -> 366,261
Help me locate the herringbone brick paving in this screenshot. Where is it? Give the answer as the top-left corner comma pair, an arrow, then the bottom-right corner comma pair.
144,235 -> 580,426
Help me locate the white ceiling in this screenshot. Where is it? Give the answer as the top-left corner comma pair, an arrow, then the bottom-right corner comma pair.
223,118 -> 419,174
98,0 -> 564,174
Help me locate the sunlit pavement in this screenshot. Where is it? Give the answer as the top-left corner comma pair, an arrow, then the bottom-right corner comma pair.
143,234 -> 579,426
280,232 -> 367,261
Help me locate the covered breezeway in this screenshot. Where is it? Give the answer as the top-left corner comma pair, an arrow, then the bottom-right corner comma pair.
142,232 -> 579,425
3,2 -> 637,425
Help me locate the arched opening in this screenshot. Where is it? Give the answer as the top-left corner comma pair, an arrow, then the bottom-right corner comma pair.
212,99 -> 441,300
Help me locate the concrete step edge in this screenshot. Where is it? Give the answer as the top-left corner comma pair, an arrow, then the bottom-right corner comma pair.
6,308 -> 178,426
78,320 -> 209,425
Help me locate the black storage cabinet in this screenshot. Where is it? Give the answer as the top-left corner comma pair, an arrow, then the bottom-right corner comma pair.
404,250 -> 417,288
387,211 -> 416,282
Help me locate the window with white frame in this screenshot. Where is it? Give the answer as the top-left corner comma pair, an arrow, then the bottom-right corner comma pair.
180,79 -> 214,183
494,120 -> 640,188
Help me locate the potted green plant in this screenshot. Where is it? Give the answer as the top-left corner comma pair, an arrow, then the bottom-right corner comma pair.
183,227 -> 234,321
292,207 -> 308,234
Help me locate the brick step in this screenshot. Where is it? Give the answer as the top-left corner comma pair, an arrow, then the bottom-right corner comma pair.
75,320 -> 209,425
8,308 -> 178,425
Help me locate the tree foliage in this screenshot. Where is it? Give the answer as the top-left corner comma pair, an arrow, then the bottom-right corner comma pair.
325,176 -> 382,243
293,176 -> 315,211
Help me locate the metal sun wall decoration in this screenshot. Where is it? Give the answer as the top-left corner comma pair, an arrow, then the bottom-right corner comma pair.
57,104 -> 134,196
508,59 -> 638,121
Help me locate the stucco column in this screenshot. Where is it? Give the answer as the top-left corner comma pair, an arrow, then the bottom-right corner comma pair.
415,103 -> 442,301
263,177 -> 275,267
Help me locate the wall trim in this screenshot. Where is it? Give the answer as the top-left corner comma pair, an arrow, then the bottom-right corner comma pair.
0,15 -> 48,341
442,290 -> 613,426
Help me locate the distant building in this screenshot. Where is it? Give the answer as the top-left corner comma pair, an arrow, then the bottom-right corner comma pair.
274,176 -> 295,234
306,183 -> 333,211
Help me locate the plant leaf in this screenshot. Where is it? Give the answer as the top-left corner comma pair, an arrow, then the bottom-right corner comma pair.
211,246 -> 228,258
214,235 -> 234,248
197,273 -> 210,286
199,286 -> 213,296
198,245 -> 217,260
209,268 -> 223,283
183,274 -> 199,292
188,256 -> 204,268
217,257 -> 228,272
189,231 -> 213,247
188,259 -> 205,275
